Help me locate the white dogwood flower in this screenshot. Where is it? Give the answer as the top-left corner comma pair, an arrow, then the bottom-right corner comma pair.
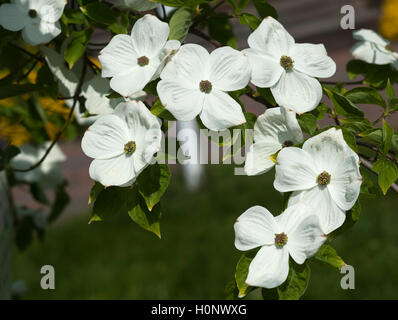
274,128 -> 362,234
12,142 -> 66,188
81,100 -> 162,187
41,46 -> 146,124
0,0 -> 66,45
116,0 -> 158,11
99,14 -> 180,97
243,17 -> 336,114
350,29 -> 398,70
157,44 -> 251,131
244,107 -> 302,176
234,204 -> 325,289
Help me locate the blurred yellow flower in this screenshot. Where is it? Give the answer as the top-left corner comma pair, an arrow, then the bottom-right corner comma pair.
380,0 -> 398,40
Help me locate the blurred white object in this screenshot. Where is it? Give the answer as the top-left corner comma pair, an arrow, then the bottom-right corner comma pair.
177,120 -> 205,191
41,46 -> 147,125
156,5 -> 176,19
12,142 -> 66,189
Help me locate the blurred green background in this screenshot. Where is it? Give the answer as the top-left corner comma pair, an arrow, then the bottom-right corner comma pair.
12,166 -> 398,299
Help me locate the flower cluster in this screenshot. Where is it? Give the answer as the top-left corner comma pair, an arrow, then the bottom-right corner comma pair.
79,14 -> 363,288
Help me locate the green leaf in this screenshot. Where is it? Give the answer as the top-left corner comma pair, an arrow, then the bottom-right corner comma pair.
48,182 -> 70,224
0,83 -> 42,99
168,7 -> 194,43
91,186 -> 131,221
127,188 -> 162,238
236,0 -> 250,14
143,79 -> 160,96
339,117 -> 373,133
372,157 -> 398,195
64,29 -> 92,69
314,244 -> 345,270
137,163 -> 171,211
208,13 -> 237,48
358,128 -> 382,145
62,8 -> 87,25
346,59 -> 397,88
235,253 -> 253,298
253,0 -> 278,19
311,103 -> 330,120
88,181 -> 104,205
386,78 -> 395,106
277,260 -> 310,300
256,87 -> 276,106
382,119 -> 394,155
224,278 -> 239,300
360,169 -> 377,198
389,97 -> 398,112
261,288 -> 278,300
151,99 -> 176,120
341,128 -> 357,152
30,183 -> 49,205
297,113 -> 317,135
344,87 -> 386,109
324,87 -> 364,117
80,2 -> 117,25
238,13 -> 261,30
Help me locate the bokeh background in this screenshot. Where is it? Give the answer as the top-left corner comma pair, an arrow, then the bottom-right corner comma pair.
5,0 -> 398,299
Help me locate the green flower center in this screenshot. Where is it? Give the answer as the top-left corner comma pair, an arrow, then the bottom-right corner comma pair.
385,45 -> 393,51
124,141 -> 136,155
317,171 -> 331,186
199,80 -> 212,94
137,56 -> 149,67
28,9 -> 37,18
275,232 -> 288,248
282,140 -> 294,148
280,55 -> 294,70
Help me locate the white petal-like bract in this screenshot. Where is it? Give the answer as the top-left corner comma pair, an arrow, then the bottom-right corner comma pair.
244,17 -> 336,113
81,100 -> 162,187
0,0 -> 66,45
350,29 -> 398,66
274,128 -> 362,234
99,14 -> 180,97
234,204 -> 325,288
244,107 -> 303,176
158,44 -> 250,131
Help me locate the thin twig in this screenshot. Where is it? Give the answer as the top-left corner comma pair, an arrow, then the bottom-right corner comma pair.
244,91 -> 276,109
14,57 -> 88,173
190,28 -> 221,48
357,140 -> 397,164
10,43 -> 44,62
359,155 -> 398,194
321,80 -> 363,85
212,0 -> 226,11
17,59 -> 39,82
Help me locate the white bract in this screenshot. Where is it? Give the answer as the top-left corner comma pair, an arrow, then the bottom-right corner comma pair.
234,204 -> 325,288
243,17 -> 336,114
12,142 -> 66,188
0,0 -> 66,45
41,46 -> 147,124
244,107 -> 302,176
157,44 -> 251,131
274,128 -> 362,234
81,100 -> 162,187
350,29 -> 398,70
99,14 -> 180,97
116,0 -> 158,11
